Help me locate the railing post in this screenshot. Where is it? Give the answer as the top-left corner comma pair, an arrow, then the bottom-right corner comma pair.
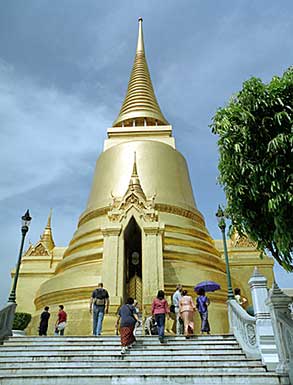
266,282 -> 293,383
227,298 -> 235,334
248,267 -> 279,371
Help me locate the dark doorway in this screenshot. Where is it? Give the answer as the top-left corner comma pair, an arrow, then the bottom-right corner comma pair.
124,217 -> 142,304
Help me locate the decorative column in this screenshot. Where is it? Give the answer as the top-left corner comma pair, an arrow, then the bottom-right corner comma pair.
248,267 -> 279,371
266,282 -> 293,381
142,222 -> 164,310
101,224 -> 122,308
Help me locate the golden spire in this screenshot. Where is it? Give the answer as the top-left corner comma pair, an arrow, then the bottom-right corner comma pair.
113,18 -> 169,127
40,209 -> 55,250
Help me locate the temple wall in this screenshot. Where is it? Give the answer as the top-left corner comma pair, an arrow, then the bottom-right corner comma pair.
11,247 -> 65,314
20,209 -> 274,336
214,239 -> 274,307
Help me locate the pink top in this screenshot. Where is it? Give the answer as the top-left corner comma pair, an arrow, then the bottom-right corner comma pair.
151,298 -> 169,315
179,295 -> 196,313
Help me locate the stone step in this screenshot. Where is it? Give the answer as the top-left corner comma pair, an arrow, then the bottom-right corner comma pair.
0,354 -> 250,362
2,339 -> 239,343
0,344 -> 240,353
4,339 -> 239,346
0,346 -> 242,357
0,367 -> 272,375
0,360 -> 266,370
5,339 -> 238,346
0,372 -> 288,385
8,334 -> 235,341
0,352 -> 246,366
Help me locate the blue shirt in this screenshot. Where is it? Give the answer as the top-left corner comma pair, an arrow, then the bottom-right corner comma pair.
118,304 -> 136,327
196,295 -> 209,313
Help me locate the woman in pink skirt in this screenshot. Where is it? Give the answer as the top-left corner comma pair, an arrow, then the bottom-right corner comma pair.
179,290 -> 196,337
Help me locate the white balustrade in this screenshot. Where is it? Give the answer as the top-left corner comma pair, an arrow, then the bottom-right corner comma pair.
0,302 -> 17,343
227,299 -> 260,358
228,268 -> 283,372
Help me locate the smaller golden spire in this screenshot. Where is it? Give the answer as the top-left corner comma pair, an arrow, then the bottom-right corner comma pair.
40,209 -> 55,250
131,151 -> 138,177
126,152 -> 146,200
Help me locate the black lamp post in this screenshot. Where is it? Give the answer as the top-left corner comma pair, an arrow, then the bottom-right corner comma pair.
8,210 -> 32,303
216,205 -> 234,300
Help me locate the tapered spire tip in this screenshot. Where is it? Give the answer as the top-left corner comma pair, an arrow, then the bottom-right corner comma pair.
112,18 -> 169,127
40,208 -> 55,250
137,16 -> 145,53
132,152 -> 138,177
46,208 -> 53,228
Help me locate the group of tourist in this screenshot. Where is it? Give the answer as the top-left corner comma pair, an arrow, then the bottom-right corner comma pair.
156,284 -> 211,342
38,281 -> 248,355
38,304 -> 67,336
112,285 -> 211,353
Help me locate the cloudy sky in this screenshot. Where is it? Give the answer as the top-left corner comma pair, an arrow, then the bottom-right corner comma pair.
0,1 -> 292,306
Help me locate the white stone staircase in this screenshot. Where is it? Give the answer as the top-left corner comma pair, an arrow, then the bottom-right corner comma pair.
0,334 -> 290,385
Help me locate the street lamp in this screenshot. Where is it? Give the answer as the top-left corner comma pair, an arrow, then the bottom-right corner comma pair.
8,210 -> 32,303
216,205 -> 234,300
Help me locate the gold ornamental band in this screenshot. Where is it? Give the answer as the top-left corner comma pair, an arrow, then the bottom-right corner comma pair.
34,286 -> 101,310
78,204 -> 205,228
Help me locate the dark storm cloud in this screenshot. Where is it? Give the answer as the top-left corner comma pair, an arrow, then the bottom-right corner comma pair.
1,1 -> 293,305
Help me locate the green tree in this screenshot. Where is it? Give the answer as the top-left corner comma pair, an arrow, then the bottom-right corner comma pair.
212,67 -> 293,271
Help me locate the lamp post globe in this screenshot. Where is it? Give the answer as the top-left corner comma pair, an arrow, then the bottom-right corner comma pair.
216,206 -> 234,300
8,210 -> 32,303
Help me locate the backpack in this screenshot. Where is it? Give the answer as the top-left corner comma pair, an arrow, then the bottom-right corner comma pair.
93,288 -> 107,306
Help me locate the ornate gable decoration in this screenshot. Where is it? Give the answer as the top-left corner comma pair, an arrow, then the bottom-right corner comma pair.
231,230 -> 257,248
24,210 -> 55,257
25,241 -> 50,257
108,154 -> 158,223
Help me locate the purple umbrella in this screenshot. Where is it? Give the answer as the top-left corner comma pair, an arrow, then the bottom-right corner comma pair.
194,280 -> 221,293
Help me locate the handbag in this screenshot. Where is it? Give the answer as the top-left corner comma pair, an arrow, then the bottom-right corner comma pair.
57,321 -> 66,331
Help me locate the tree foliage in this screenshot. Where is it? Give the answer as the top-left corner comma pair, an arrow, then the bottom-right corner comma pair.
212,67 -> 293,271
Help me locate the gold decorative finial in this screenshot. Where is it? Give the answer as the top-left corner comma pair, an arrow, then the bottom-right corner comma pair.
137,17 -> 144,53
46,208 -> 53,228
40,209 -> 55,250
127,153 -> 146,200
113,18 -> 169,128
132,152 -> 138,177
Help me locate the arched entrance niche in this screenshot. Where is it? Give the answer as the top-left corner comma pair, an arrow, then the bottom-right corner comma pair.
124,216 -> 142,305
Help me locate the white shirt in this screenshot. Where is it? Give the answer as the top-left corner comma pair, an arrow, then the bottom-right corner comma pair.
172,290 -> 182,308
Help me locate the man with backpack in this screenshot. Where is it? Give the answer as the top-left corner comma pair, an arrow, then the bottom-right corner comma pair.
89,282 -> 109,336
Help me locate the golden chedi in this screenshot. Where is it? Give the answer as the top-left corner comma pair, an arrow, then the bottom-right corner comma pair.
12,18 -> 274,335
